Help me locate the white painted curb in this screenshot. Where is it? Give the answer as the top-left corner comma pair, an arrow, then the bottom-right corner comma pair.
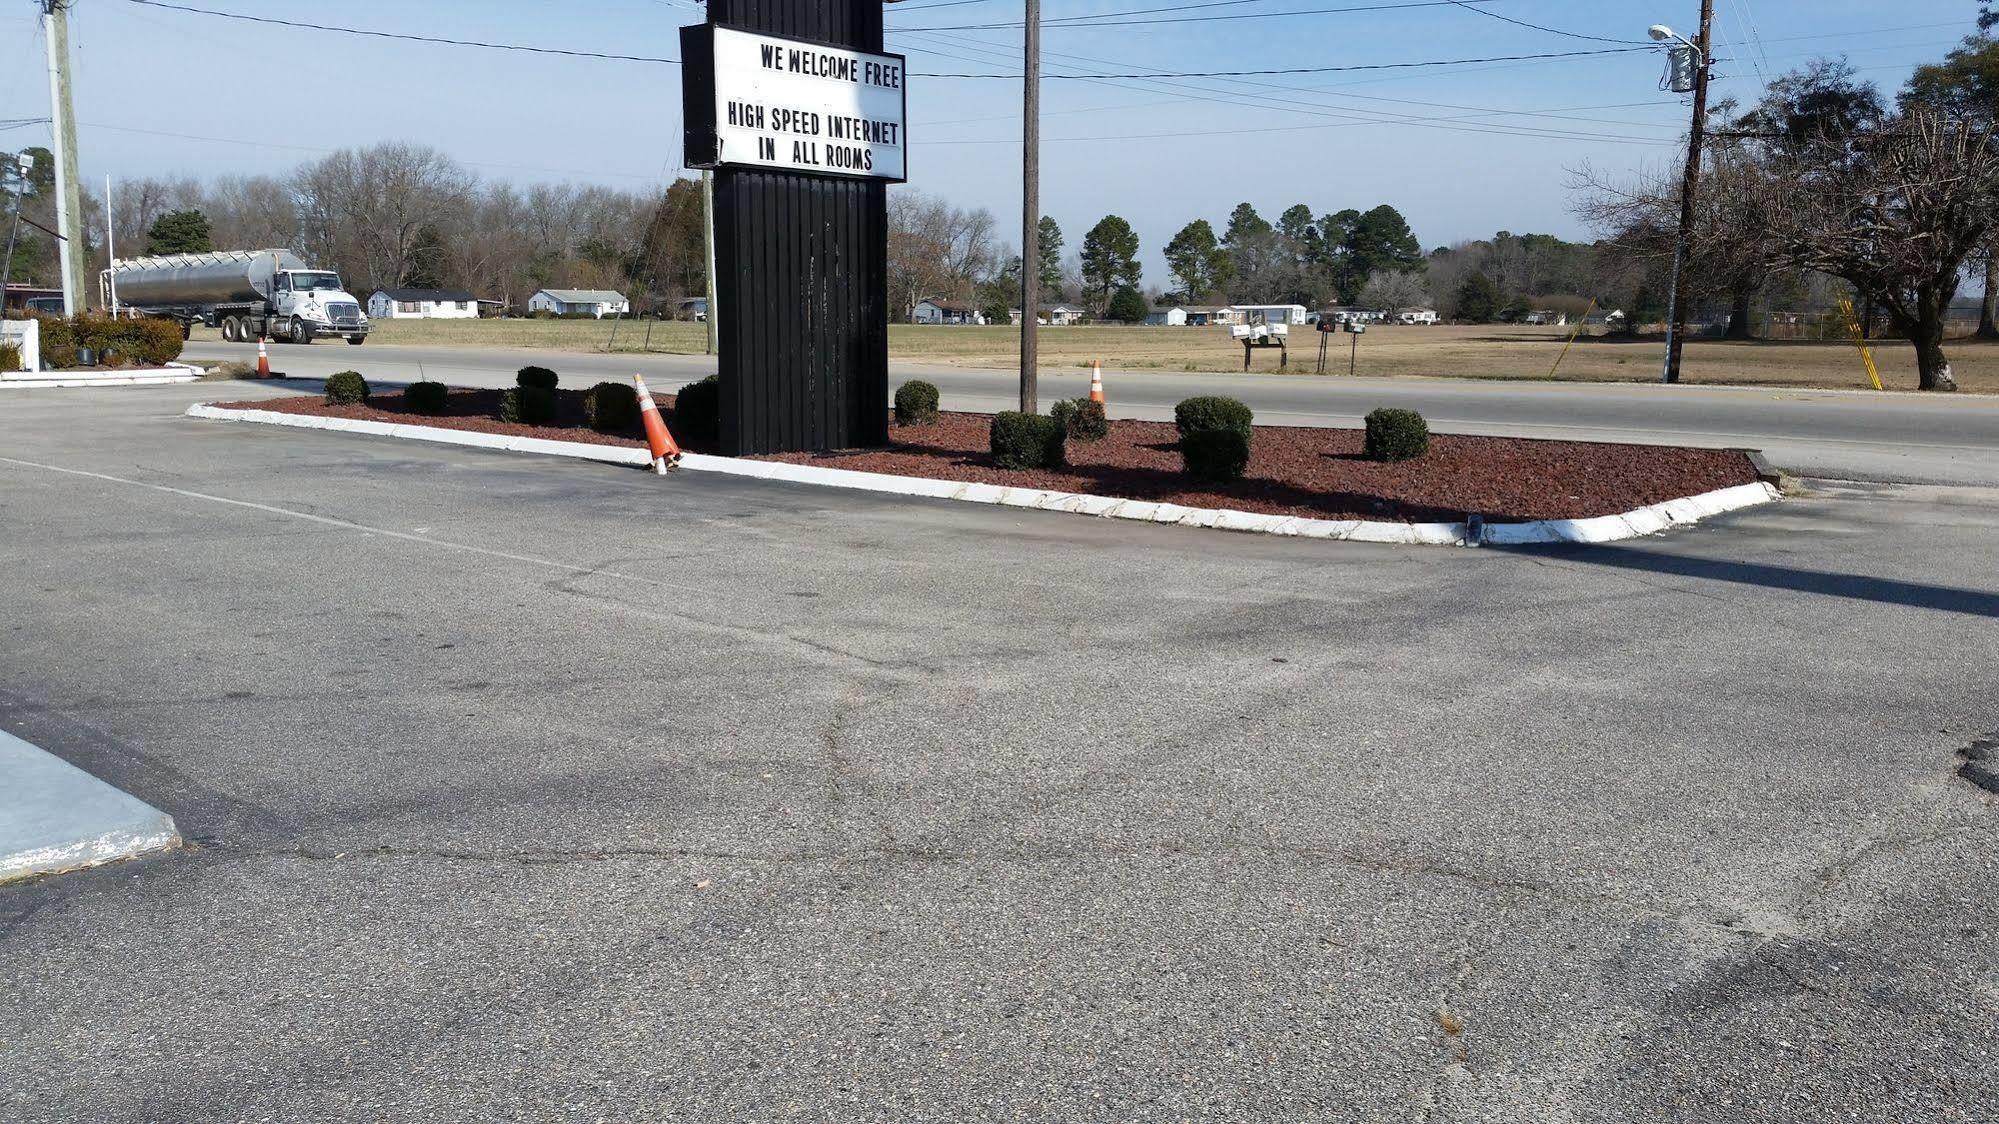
0,362 -> 202,389
185,403 -> 1779,547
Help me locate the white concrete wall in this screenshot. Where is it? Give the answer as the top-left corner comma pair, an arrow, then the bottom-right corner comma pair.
1,319 -> 39,372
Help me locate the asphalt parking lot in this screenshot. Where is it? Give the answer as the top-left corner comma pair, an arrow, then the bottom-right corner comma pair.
3,384 -> 1996,1121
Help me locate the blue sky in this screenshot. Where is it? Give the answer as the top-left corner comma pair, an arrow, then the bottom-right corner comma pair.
0,0 -> 1981,281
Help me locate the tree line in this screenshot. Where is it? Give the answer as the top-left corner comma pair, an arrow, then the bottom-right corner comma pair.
1,142 -> 708,312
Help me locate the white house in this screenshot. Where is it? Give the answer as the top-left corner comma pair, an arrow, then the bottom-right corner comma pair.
1524,309 -> 1568,326
1008,305 -> 1085,326
1394,307 -> 1439,326
1319,306 -> 1385,325
912,299 -> 985,325
1234,303 -> 1308,326
366,288 -> 480,320
528,289 -> 630,318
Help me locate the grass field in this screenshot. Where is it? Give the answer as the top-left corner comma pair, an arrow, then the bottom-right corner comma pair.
290,318 -> 1999,394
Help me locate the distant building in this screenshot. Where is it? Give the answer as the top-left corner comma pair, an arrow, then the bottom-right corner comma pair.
1008,305 -> 1086,326
1524,309 -> 1568,326
1319,306 -> 1384,325
1234,303 -> 1308,326
528,289 -> 630,318
367,288 -> 479,320
913,298 -> 985,325
1145,306 -> 1188,326
2,284 -> 63,313
1395,307 -> 1439,326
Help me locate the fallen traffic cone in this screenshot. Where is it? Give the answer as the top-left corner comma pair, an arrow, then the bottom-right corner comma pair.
1088,360 -> 1105,405
256,336 -> 272,379
633,374 -> 682,474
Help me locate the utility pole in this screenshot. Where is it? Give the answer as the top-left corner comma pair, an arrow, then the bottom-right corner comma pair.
701,170 -> 717,356
104,173 -> 117,314
41,0 -> 86,315
1018,0 -> 1040,414
1660,0 -> 1714,385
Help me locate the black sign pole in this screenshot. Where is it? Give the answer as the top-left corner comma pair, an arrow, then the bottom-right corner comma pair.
685,1 -> 894,456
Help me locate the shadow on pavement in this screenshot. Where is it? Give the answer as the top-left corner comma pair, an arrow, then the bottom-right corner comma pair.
1496,544 -> 1999,619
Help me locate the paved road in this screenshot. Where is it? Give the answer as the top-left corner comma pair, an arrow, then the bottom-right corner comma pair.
188,339 -> 1999,487
2,383 -> 1995,1121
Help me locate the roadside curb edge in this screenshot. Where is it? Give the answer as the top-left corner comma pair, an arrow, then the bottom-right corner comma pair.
185,403 -> 1780,547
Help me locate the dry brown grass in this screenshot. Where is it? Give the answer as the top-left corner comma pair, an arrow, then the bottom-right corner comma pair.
886,322 -> 1999,394
198,319 -> 1999,394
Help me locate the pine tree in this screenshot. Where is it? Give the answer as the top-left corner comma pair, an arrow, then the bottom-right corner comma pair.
144,209 -> 213,256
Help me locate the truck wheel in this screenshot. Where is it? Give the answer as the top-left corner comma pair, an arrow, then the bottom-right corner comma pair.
220,316 -> 238,343
290,317 -> 309,345
345,335 -> 365,346
180,321 -> 192,340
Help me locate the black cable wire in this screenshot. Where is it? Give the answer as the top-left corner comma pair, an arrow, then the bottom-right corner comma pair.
122,0 -> 683,63
917,46 -> 1653,79
118,0 -> 1652,81
894,0 -> 1515,32
1435,0 -> 1647,46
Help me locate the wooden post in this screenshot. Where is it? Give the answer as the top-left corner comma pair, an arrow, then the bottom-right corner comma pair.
41,1 -> 86,314
702,170 -> 717,357
1019,0 -> 1040,414
1662,0 -> 1715,385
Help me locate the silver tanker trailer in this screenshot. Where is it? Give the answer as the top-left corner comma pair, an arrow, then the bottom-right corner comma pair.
100,249 -> 369,345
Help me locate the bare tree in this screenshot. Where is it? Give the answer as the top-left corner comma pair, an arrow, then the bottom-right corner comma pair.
1357,268 -> 1430,311
887,190 -> 996,320
1743,108 -> 1999,389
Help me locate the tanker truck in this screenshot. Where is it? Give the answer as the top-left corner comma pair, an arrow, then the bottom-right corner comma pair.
101,249 -> 369,345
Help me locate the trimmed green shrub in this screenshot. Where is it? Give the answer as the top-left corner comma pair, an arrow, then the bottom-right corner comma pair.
1364,407 -> 1430,462
516,365 -> 559,391
989,411 -> 1066,469
671,374 -> 721,442
1050,397 -> 1109,441
1174,395 -> 1253,439
324,370 -> 370,405
500,385 -> 556,425
1180,427 -> 1251,483
585,380 -> 641,433
894,379 -> 940,426
18,314 -> 185,369
404,380 -> 449,415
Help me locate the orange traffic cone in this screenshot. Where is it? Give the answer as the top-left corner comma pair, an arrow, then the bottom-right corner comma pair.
256,336 -> 271,379
1088,360 -> 1105,405
633,375 -> 682,474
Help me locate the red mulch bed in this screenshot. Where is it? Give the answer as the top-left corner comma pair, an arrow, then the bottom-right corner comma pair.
763,413 -> 1757,523
214,387 -> 675,452
216,389 -> 1756,524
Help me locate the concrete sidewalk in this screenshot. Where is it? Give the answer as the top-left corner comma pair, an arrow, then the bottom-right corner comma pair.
0,729 -> 179,883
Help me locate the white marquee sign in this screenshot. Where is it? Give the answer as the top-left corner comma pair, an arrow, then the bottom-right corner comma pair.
684,26 -> 908,182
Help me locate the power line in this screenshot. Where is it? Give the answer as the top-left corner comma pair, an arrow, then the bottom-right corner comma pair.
916,46 -> 1653,79
121,0 -> 683,63
898,31 -> 1665,145
122,1 -> 1656,82
1435,0 -> 1644,45
892,0 -> 1515,32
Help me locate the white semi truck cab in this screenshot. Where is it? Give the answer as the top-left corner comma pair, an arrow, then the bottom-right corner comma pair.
102,249 -> 370,345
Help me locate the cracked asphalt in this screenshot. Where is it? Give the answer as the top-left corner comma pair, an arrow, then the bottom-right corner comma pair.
2,384 -> 1997,1122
